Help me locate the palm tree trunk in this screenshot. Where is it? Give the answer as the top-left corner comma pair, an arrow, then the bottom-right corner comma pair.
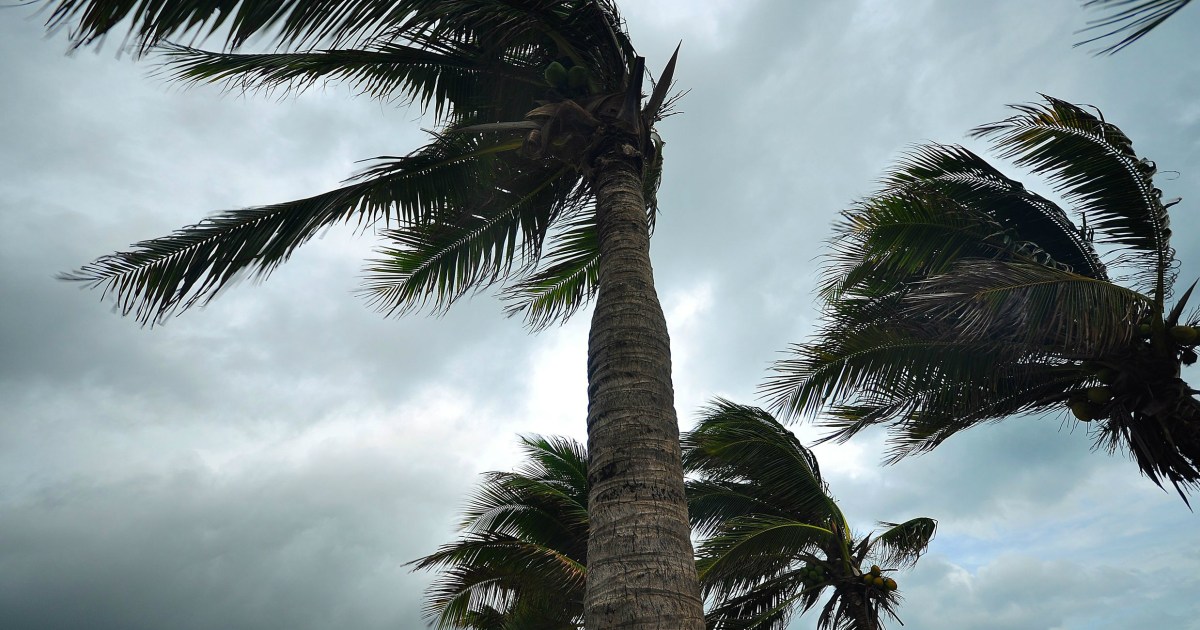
583,137 -> 705,630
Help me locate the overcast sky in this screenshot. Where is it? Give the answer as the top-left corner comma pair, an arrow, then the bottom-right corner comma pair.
2,1 -> 1199,629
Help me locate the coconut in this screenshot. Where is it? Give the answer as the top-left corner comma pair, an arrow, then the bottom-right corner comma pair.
1138,323 -> 1153,338
1095,368 -> 1117,385
1169,325 -> 1199,345
1086,387 -> 1113,404
870,565 -> 881,577
1070,400 -> 1099,421
567,65 -> 589,92
543,61 -> 567,88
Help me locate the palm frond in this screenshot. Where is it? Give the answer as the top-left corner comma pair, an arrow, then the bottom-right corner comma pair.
1077,0 -> 1192,54
907,259 -> 1150,352
156,41 -> 543,121
410,433 -> 589,629
362,163 -> 587,316
58,132 -> 523,324
884,143 -> 1106,279
696,515 -> 836,599
501,216 -> 599,330
868,518 -> 937,569
410,531 -> 585,629
970,96 -> 1174,299
704,570 -> 812,630
683,399 -> 845,530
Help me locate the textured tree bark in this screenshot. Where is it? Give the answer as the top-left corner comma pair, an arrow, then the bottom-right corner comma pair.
582,137 -> 705,630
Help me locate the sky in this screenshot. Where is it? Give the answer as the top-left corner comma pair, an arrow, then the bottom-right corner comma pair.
1,1 -> 1199,629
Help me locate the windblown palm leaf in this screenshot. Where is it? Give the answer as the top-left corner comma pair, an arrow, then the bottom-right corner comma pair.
766,95 -> 1200,502
1077,0 -> 1192,54
684,400 -> 936,630
410,435 -> 588,630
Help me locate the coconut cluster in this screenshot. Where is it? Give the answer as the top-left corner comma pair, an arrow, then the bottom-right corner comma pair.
543,61 -> 592,98
800,564 -> 828,588
1068,323 -> 1200,422
860,565 -> 898,592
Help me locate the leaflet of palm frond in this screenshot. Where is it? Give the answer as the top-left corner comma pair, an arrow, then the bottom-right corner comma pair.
970,96 -> 1172,299
363,164 -> 586,316
501,216 -> 599,330
884,143 -> 1106,278
696,515 -> 837,600
869,518 -> 937,569
156,41 -> 544,122
704,570 -> 812,630
1076,0 -> 1192,54
57,133 -> 521,324
683,400 -> 843,527
904,260 -> 1150,353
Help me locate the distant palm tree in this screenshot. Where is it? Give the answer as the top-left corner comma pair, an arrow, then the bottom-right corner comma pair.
1077,0 -> 1193,54
411,435 -> 588,629
35,1 -> 703,626
764,95 -> 1200,501
683,400 -> 937,630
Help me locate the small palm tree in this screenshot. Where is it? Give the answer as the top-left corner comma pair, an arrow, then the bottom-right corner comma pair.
683,400 -> 937,630
411,435 -> 588,629
33,2 -> 704,626
764,95 -> 1200,501
1077,0 -> 1193,54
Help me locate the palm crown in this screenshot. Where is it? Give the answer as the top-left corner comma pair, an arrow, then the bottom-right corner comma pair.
684,400 -> 936,630
411,435 -> 588,629
764,95 -> 1200,501
55,0 -> 675,329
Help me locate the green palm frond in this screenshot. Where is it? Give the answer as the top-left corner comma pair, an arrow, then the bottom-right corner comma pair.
970,95 -> 1174,300
704,570 -> 811,630
411,531 -> 584,629
868,518 -> 937,570
695,515 -> 836,599
685,401 -> 934,630
908,259 -> 1150,351
59,132 -> 523,324
683,399 -> 845,531
362,163 -> 586,316
884,143 -> 1106,279
1077,0 -> 1192,54
500,216 -> 599,330
410,434 -> 588,629
156,41 -> 543,121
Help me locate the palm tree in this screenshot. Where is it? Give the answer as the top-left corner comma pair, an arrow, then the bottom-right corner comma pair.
32,1 -> 703,626
683,399 -> 936,630
1077,0 -> 1193,54
411,435 -> 588,629
764,95 -> 1200,502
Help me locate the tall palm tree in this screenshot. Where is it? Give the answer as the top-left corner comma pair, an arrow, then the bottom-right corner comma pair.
683,399 -> 937,630
1077,0 -> 1193,54
764,95 -> 1200,502
32,1 -> 703,627
411,435 -> 588,629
